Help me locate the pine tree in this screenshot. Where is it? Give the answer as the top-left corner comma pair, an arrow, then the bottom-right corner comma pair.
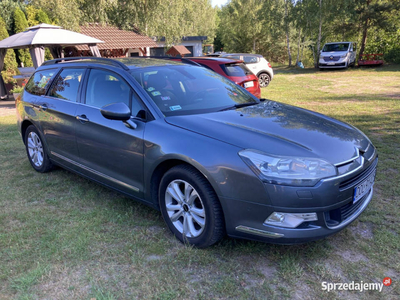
0,16 -> 19,85
12,8 -> 33,67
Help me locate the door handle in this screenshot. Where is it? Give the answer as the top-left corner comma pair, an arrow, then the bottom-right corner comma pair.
39,104 -> 48,111
76,114 -> 89,123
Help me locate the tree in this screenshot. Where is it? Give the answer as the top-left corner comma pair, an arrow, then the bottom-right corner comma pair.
29,0 -> 82,31
12,8 -> 33,67
0,16 -> 19,85
0,0 -> 26,32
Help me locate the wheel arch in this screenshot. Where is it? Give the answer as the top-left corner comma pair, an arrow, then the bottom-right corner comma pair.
20,120 -> 35,144
256,70 -> 272,78
148,158 -> 222,212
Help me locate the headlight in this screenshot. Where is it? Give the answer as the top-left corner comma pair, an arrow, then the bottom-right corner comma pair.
340,53 -> 348,58
238,149 -> 337,186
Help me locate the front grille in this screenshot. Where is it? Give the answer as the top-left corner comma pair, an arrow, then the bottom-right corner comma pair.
340,193 -> 368,220
339,158 -> 378,191
325,191 -> 370,228
324,56 -> 340,62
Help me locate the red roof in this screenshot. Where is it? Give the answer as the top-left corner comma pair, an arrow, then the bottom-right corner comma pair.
76,24 -> 157,50
166,45 -> 191,57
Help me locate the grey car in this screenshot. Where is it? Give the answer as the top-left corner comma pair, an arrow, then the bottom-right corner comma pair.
16,57 -> 377,248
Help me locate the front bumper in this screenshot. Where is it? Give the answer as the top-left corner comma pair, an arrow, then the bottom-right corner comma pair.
221,157 -> 378,244
319,58 -> 349,68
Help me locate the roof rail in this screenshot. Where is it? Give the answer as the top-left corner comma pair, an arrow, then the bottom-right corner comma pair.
41,57 -> 130,70
131,56 -> 202,67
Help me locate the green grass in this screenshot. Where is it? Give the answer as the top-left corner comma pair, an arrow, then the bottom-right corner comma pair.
1,65 -> 399,299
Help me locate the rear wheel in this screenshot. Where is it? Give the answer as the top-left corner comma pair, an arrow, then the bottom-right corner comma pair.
25,125 -> 53,173
258,73 -> 271,88
159,165 -> 225,248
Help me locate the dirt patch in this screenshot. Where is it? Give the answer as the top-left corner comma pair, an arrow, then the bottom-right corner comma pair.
0,107 -> 16,117
350,221 -> 374,240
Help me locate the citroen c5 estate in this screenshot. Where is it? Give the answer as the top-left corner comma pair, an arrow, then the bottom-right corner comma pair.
16,57 -> 377,248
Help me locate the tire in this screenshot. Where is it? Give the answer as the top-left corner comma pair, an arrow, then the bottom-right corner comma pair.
258,73 -> 271,88
25,125 -> 53,173
159,165 -> 225,248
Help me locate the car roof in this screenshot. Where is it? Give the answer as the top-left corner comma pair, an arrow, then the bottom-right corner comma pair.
223,53 -> 263,58
188,57 -> 242,64
39,57 -> 187,71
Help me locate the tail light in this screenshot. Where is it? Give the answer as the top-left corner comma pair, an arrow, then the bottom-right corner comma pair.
268,62 -> 272,68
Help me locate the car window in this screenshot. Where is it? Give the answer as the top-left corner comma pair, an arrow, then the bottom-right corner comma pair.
322,43 -> 349,52
226,55 -> 240,60
243,56 -> 258,64
85,69 -> 130,109
49,69 -> 84,102
130,65 -> 257,116
220,63 -> 250,77
25,69 -> 57,96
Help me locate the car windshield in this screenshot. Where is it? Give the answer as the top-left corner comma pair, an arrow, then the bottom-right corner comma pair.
323,43 -> 349,52
129,65 -> 258,116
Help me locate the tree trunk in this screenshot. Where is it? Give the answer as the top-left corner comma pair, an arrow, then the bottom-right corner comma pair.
285,0 -> 292,67
358,18 -> 369,59
316,0 -> 322,68
296,27 -> 301,65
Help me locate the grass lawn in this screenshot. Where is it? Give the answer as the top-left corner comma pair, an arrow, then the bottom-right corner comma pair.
1,65 -> 399,299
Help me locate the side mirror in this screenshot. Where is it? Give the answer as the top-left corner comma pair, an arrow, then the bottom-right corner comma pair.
101,102 -> 131,121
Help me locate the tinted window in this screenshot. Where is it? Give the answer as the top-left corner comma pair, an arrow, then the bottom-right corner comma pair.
323,43 -> 349,52
25,69 -> 56,96
49,69 -> 84,101
220,63 -> 250,77
85,69 -> 144,115
130,65 -> 257,116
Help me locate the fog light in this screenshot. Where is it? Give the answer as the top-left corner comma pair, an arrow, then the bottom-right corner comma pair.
264,212 -> 318,228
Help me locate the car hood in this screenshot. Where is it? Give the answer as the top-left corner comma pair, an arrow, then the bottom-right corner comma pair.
321,50 -> 348,56
165,101 -> 370,165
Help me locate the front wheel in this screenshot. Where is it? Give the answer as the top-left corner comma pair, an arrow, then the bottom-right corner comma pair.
258,73 -> 271,88
25,125 -> 53,173
159,165 -> 225,248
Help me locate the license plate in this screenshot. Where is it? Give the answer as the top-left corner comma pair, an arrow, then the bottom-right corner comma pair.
353,169 -> 376,203
244,81 -> 254,88
327,62 -> 335,65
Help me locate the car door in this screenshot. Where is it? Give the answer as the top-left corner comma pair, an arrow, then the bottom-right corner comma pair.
75,68 -> 146,198
39,68 -> 85,168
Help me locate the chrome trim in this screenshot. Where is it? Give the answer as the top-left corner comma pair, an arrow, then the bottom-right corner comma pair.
334,148 -> 359,167
367,147 -> 376,162
235,225 -> 284,238
51,151 -> 140,192
326,187 -> 374,230
323,155 -> 365,182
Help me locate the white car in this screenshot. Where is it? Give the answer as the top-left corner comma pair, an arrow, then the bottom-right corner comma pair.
221,53 -> 274,87
319,42 -> 357,69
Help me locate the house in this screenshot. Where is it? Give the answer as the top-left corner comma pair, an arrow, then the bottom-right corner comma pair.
152,36 -> 207,57
71,24 -> 157,57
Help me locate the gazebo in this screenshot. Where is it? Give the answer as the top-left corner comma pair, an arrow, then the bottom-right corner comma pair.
0,23 -> 104,98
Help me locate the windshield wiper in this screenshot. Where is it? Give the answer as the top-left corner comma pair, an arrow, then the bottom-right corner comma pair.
219,102 -> 259,111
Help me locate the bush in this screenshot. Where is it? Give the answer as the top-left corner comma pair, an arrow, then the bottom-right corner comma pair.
384,48 -> 400,64
0,16 -> 19,84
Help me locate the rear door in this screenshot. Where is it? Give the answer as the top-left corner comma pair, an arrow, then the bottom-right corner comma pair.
75,68 -> 147,198
38,68 -> 85,168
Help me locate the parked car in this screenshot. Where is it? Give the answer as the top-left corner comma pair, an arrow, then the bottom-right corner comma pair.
319,42 -> 357,69
184,57 -> 261,98
221,53 -> 274,88
17,57 -> 377,248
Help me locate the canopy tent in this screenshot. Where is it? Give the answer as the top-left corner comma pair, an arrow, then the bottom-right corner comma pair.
0,23 -> 104,98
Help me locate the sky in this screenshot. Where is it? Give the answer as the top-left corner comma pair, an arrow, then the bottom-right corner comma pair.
211,0 -> 229,8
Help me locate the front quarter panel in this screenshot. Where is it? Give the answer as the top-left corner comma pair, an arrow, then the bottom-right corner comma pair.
143,119 -> 269,206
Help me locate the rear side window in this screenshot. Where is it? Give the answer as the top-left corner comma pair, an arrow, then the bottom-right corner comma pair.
220,64 -> 250,77
49,69 -> 84,102
25,69 -> 56,96
243,56 -> 258,64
